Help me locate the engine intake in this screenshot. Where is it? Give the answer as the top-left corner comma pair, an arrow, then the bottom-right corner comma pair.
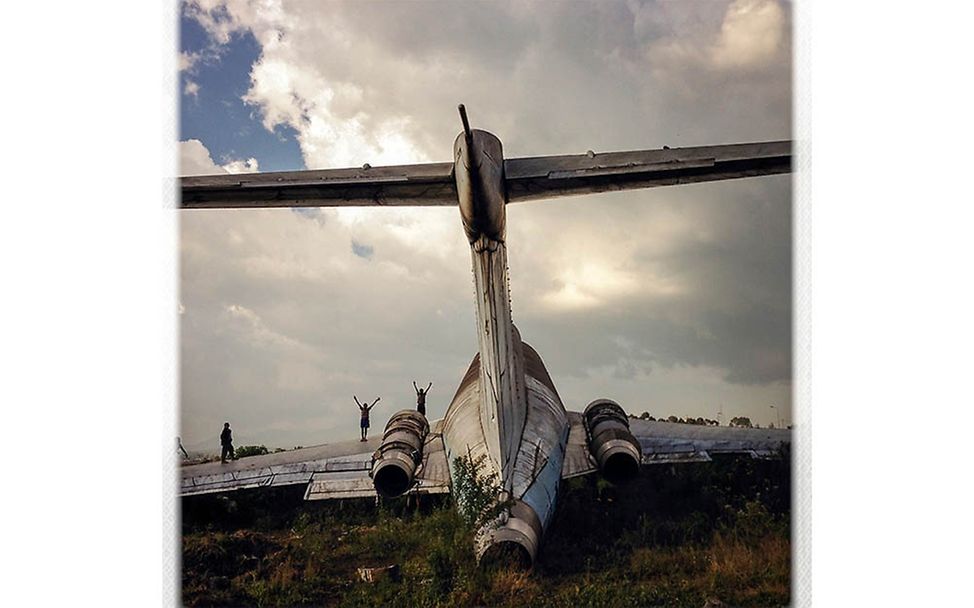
371,410 -> 429,498
583,399 -> 642,484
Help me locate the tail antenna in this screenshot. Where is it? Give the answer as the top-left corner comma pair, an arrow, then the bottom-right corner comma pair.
458,104 -> 473,143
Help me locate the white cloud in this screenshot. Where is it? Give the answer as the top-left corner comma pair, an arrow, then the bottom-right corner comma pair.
541,261 -> 685,312
220,157 -> 258,173
223,303 -> 313,353
239,52 -> 431,168
178,51 -> 200,72
183,0 -> 261,45
179,139 -> 221,175
711,0 -> 786,69
178,139 -> 258,175
183,79 -> 200,98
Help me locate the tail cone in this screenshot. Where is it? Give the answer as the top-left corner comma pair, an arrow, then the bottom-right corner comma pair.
480,539 -> 533,571
475,499 -> 542,570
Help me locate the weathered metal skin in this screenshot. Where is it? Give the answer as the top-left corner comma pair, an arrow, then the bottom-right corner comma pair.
583,399 -> 642,484
370,409 -> 430,498
511,343 -> 570,530
470,239 -> 527,486
442,334 -> 569,568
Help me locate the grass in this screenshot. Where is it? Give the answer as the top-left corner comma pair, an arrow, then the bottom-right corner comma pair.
182,454 -> 790,607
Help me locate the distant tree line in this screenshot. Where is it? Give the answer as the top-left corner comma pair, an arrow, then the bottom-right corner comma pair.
628,413 -> 771,428
634,413 -> 720,426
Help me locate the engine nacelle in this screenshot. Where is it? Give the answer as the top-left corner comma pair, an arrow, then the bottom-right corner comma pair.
370,410 -> 429,498
583,399 -> 642,484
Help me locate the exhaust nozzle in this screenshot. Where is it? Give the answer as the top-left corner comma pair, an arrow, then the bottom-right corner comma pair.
583,399 -> 642,484
370,410 -> 429,498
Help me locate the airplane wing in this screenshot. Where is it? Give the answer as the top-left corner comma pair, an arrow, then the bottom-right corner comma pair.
561,411 -> 790,479
180,421 -> 451,500
180,141 -> 790,209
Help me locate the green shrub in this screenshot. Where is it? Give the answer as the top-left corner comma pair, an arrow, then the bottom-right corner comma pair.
235,445 -> 270,458
451,453 -> 511,531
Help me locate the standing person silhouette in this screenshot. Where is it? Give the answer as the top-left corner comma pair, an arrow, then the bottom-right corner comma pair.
412,381 -> 432,416
220,423 -> 235,463
354,396 -> 380,441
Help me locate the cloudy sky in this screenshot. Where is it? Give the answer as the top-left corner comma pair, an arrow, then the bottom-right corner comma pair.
178,0 -> 792,453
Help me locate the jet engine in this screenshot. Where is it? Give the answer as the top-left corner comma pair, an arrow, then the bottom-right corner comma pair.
370,410 -> 429,498
583,399 -> 642,483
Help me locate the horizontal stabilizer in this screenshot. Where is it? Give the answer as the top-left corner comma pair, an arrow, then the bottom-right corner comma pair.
180,141 -> 791,209
181,162 -> 456,209
505,141 -> 791,203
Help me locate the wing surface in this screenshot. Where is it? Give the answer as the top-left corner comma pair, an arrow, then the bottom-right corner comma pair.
180,422 -> 450,500
629,418 -> 790,464
561,411 -> 599,479
561,411 -> 790,479
305,424 -> 451,500
180,437 -> 379,497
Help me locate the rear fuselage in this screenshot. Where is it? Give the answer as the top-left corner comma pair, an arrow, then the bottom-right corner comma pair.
445,118 -> 570,565
441,338 -> 569,565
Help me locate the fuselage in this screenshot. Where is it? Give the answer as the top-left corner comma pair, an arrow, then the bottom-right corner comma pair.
440,116 -> 570,565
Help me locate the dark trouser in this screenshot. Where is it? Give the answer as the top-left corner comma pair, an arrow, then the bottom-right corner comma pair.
221,444 -> 234,462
